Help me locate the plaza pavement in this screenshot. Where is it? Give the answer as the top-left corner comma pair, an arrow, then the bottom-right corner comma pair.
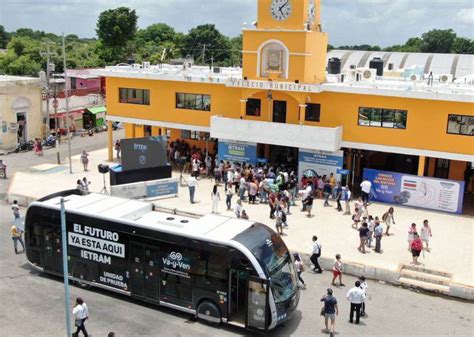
7,148 -> 474,298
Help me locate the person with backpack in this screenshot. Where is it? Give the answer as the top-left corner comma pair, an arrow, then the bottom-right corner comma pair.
310,235 -> 323,273
275,206 -> 284,235
320,288 -> 338,337
382,207 -> 396,236
72,297 -> 89,337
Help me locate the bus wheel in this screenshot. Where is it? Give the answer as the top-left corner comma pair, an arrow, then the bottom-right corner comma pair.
197,300 -> 221,325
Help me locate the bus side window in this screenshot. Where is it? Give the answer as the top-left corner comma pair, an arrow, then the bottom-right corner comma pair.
207,254 -> 228,280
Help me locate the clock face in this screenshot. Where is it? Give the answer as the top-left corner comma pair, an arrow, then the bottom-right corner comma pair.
271,0 -> 292,21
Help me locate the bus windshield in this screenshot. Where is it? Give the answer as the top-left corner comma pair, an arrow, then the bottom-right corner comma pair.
232,223 -> 297,303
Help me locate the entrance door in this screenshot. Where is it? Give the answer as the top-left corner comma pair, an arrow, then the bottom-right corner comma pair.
228,269 -> 249,325
43,226 -> 63,274
130,243 -> 145,298
247,277 -> 269,330
143,246 -> 160,301
16,113 -> 27,143
272,101 -> 287,123
130,243 -> 160,301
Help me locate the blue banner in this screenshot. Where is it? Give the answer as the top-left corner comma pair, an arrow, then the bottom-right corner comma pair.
146,179 -> 178,198
363,169 -> 465,214
298,149 -> 344,180
218,140 -> 257,164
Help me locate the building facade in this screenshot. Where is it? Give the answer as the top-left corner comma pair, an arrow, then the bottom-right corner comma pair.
0,76 -> 43,150
43,69 -> 106,134
93,0 -> 474,193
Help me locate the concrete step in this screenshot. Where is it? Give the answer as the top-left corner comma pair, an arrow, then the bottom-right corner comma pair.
400,269 -> 451,286
398,277 -> 450,294
401,264 -> 452,279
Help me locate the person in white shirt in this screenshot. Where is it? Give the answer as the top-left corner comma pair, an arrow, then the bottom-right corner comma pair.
187,175 -> 199,204
359,276 -> 368,317
346,281 -> 366,324
72,297 -> 89,336
310,235 -> 323,273
360,179 -> 372,204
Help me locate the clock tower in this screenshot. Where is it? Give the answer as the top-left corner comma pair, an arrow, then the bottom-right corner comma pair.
242,0 -> 328,84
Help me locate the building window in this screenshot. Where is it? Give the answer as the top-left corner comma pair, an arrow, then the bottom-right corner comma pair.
180,130 -> 204,140
176,93 -> 211,111
358,107 -> 407,129
447,114 -> 474,136
246,99 -> 261,116
305,104 -> 321,122
119,88 -> 150,105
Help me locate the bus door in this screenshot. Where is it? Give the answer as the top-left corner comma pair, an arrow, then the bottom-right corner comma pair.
247,277 -> 269,330
43,226 -> 63,274
130,243 -> 160,302
228,269 -> 248,326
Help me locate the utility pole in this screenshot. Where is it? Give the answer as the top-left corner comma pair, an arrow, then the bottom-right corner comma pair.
201,44 -> 207,65
53,85 -> 61,165
62,34 -> 72,174
40,43 -> 57,137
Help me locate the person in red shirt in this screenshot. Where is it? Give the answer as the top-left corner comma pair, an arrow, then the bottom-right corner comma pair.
410,233 -> 423,265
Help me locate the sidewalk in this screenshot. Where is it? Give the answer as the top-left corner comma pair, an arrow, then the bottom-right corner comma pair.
7,148 -> 474,299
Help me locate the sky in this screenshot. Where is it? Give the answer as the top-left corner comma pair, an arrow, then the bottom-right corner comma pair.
1,0 -> 473,47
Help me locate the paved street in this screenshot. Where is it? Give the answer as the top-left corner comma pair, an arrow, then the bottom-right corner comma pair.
0,199 -> 472,336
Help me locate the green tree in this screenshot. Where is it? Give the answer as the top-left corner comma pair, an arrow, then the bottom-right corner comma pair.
137,23 -> 176,46
96,7 -> 138,48
420,29 -> 457,53
452,37 -> 474,54
229,35 -> 242,66
401,37 -> 422,52
182,24 -> 231,65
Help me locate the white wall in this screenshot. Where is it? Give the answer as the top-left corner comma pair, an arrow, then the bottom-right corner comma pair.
210,116 -> 342,152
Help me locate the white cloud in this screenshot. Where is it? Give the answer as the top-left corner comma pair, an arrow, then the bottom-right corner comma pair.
457,8 -> 474,24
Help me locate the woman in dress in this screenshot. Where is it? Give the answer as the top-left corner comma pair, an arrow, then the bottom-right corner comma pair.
80,150 -> 89,171
382,207 -> 396,236
211,184 -> 220,214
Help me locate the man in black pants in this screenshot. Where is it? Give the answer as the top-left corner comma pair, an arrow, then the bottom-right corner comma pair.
346,281 -> 366,324
310,235 -> 323,273
335,182 -> 343,212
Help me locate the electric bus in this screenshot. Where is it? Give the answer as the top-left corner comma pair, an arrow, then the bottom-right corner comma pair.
24,190 -> 299,331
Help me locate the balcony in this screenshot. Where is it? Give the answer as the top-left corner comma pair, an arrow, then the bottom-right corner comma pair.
210,116 -> 342,152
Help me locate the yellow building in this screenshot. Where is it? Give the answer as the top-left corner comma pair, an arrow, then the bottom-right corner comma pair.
93,0 -> 474,191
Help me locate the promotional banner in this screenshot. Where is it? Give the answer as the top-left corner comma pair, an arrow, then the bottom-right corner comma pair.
363,169 -> 465,214
111,178 -> 178,199
298,149 -> 344,180
121,136 -> 168,171
218,139 -> 257,164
